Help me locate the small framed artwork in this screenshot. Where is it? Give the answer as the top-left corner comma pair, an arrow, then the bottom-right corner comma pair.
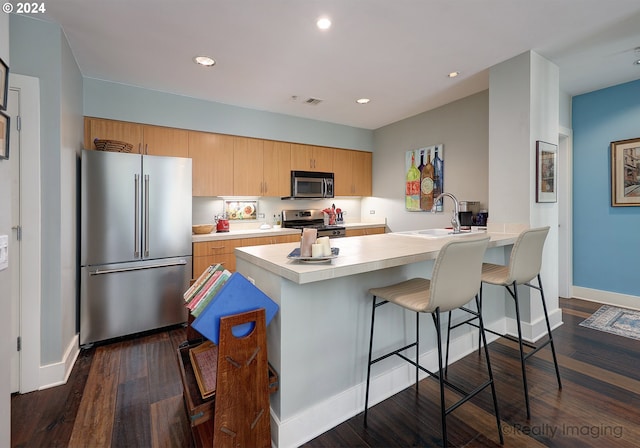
0,57 -> 8,111
0,111 -> 9,160
225,200 -> 257,220
610,137 -> 640,207
536,140 -> 557,203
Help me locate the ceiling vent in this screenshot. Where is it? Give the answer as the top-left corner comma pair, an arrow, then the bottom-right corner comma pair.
304,97 -> 323,106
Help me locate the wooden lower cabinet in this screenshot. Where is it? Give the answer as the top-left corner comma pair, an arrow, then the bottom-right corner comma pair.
193,238 -> 243,277
192,234 -> 300,278
345,226 -> 386,237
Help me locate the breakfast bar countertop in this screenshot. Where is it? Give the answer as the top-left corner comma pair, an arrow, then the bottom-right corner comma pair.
235,231 -> 518,285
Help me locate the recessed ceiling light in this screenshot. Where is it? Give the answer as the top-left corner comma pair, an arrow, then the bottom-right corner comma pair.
193,56 -> 215,67
317,17 -> 332,30
356,98 -> 370,104
634,59 -> 640,66
448,71 -> 460,78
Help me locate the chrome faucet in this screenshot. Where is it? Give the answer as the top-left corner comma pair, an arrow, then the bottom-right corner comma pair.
432,192 -> 461,234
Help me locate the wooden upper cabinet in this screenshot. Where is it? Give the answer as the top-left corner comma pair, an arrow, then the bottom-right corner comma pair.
142,125 -> 189,158
84,117 -> 372,198
290,144 -> 313,170
233,137 -> 264,196
352,150 -> 372,196
263,141 -> 291,196
333,149 -> 372,196
84,117 -> 143,152
291,144 -> 333,172
234,138 -> 291,197
84,118 -> 189,157
188,131 -> 234,197
333,149 -> 353,196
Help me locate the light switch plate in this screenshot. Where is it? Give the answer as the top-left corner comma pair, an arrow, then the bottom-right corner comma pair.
0,235 -> 8,271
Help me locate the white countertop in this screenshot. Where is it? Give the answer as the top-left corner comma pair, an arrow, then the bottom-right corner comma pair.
191,221 -> 387,242
192,227 -> 300,242
235,231 -> 518,284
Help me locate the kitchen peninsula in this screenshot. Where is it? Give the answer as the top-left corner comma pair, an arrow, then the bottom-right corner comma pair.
234,231 -> 518,448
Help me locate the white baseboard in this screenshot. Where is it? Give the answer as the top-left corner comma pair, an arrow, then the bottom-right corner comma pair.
272,319 -> 505,448
572,286 -> 640,311
38,335 -> 80,390
504,307 -> 563,343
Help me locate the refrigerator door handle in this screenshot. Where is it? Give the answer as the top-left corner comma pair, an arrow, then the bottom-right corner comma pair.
144,174 -> 150,257
134,174 -> 140,258
89,259 -> 188,276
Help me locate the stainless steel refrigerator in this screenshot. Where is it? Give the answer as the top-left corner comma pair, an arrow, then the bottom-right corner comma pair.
80,149 -> 192,346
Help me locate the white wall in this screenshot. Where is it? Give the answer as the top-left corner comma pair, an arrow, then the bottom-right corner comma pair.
488,51 -> 560,328
10,15 -> 83,376
60,29 -> 84,349
0,11 -> 12,448
367,91 -> 489,232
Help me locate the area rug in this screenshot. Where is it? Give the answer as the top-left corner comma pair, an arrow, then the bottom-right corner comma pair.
579,305 -> 640,341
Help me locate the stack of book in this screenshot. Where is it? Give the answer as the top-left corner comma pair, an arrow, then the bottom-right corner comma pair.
183,264 -> 232,318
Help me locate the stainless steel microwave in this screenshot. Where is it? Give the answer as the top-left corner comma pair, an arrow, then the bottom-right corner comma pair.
286,171 -> 334,199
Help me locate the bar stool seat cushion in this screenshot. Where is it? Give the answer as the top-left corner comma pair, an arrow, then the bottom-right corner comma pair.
369,278 -> 432,313
480,263 -> 511,285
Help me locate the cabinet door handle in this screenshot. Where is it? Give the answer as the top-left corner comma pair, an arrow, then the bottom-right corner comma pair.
264,181 -> 267,193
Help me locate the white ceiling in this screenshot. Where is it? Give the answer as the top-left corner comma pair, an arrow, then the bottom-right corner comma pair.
41,0 -> 640,130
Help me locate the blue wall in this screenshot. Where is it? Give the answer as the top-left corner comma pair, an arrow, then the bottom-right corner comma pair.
572,79 -> 640,296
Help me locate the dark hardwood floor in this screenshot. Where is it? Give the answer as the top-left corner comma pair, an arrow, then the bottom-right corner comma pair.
11,298 -> 640,447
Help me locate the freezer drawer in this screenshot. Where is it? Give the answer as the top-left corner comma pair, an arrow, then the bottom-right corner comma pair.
80,257 -> 191,346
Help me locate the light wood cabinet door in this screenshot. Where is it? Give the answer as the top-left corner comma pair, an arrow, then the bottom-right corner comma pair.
188,131 -> 234,197
233,137 -> 264,196
263,141 -> 291,196
312,146 -> 334,172
352,150 -> 372,196
333,149 -> 372,196
291,144 -> 334,172
333,149 -> 353,196
84,117 -> 143,152
291,144 -> 314,170
143,125 -> 189,157
193,239 -> 243,277
346,226 -> 385,237
193,254 -> 236,277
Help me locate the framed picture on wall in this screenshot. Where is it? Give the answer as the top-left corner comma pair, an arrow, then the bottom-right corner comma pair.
0,111 -> 9,160
536,140 -> 557,203
610,137 -> 640,207
0,57 -> 8,111
404,144 -> 444,212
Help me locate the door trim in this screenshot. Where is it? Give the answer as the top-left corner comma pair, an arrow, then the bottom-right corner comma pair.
558,126 -> 573,299
10,74 -> 42,393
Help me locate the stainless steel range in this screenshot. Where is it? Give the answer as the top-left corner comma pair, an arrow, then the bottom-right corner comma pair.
281,209 -> 346,238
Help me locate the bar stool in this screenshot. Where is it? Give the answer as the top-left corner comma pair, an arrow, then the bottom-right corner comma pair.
446,226 -> 562,419
363,236 -> 503,447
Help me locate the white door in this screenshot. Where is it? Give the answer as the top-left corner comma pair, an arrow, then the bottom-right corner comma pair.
9,87 -> 21,393
9,74 -> 41,394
